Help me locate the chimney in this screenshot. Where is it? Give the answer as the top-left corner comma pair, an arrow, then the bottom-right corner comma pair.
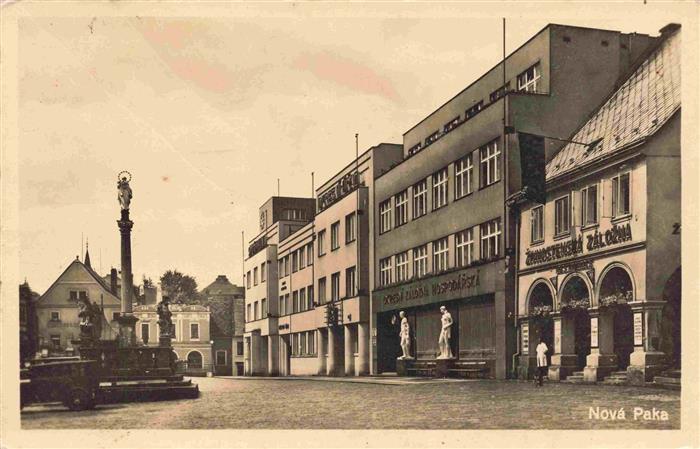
110,268 -> 118,295
144,286 -> 157,305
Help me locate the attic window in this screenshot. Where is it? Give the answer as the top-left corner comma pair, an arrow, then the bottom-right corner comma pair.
601,40 -> 609,47
563,36 -> 571,43
586,138 -> 603,152
621,43 -> 628,49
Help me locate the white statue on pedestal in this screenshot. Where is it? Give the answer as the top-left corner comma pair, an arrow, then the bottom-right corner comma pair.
117,173 -> 133,211
398,311 -> 413,360
437,305 -> 454,359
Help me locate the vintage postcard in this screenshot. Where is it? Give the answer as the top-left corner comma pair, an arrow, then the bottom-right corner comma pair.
1,1 -> 698,448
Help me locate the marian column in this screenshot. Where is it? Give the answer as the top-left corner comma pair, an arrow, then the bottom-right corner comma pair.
116,171 -> 138,347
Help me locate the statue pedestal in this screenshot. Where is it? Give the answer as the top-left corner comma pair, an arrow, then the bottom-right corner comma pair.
116,314 -> 139,348
159,336 -> 172,347
435,358 -> 455,378
396,358 -> 414,376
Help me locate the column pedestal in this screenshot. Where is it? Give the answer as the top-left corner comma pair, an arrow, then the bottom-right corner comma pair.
116,314 -> 138,348
396,358 -> 414,376
357,322 -> 369,376
327,327 -> 337,376
435,358 -> 455,378
344,324 -> 355,376
627,301 -> 667,384
316,329 -> 327,376
548,313 -> 577,380
583,309 -> 617,382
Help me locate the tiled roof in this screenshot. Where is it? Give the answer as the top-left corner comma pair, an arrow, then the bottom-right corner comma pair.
546,29 -> 680,180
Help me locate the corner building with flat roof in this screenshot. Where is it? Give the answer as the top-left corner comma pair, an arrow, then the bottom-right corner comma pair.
243,197 -> 316,376
371,24 -> 657,379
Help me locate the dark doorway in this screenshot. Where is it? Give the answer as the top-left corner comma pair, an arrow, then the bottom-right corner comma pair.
377,311 -> 401,373
528,283 -> 554,364
573,310 -> 591,370
614,306 -> 634,369
560,275 -> 591,370
599,266 -> 635,370
661,267 -> 681,368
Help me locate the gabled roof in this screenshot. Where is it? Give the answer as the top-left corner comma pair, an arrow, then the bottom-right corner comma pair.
202,275 -> 243,296
546,27 -> 680,180
37,258 -> 121,304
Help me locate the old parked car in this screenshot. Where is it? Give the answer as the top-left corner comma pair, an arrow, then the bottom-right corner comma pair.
20,359 -> 100,411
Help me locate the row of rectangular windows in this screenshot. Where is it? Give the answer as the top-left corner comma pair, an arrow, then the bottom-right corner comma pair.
279,285 -> 314,316
246,298 -> 268,322
278,242 -> 314,278
407,63 -> 541,157
530,172 -> 631,243
246,262 -> 267,289
378,218 -> 501,287
317,212 -> 356,256
291,330 -> 316,357
379,140 -> 500,234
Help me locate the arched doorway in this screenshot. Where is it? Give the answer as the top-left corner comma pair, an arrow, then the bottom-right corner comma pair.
660,267 -> 681,368
598,266 -> 634,370
528,282 -> 554,363
187,350 -> 203,369
560,275 -> 591,370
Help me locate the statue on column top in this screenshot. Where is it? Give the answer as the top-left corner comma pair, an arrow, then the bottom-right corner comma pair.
117,172 -> 133,211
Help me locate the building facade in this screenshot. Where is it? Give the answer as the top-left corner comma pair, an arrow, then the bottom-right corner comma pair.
515,25 -> 680,384
35,255 -> 121,356
201,275 -> 245,376
19,281 -> 39,363
243,197 -> 316,375
371,24 -> 658,379
134,303 -> 213,376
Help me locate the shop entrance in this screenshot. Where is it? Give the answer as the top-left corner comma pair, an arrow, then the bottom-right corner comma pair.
599,266 -> 635,370
661,267 -> 681,368
528,283 -> 554,363
560,275 -> 591,371
377,311 -> 401,373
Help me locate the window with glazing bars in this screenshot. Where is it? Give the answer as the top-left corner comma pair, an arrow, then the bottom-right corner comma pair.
413,180 -> 428,219
455,154 -> 473,199
517,63 -> 541,93
480,219 -> 501,260
581,185 -> 598,226
531,206 -> 544,243
479,140 -> 501,188
379,200 -> 392,233
395,190 -> 408,226
395,251 -> 409,282
455,227 -> 474,267
413,245 -> 428,278
433,237 -> 449,272
379,257 -> 393,287
432,168 -> 448,209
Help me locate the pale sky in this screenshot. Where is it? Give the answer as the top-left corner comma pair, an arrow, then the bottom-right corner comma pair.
17,4 -> 685,293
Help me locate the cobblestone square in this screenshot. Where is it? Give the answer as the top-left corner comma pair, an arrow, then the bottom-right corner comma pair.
21,377 -> 680,430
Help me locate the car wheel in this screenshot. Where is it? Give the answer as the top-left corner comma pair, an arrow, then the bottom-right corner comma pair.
65,388 -> 94,411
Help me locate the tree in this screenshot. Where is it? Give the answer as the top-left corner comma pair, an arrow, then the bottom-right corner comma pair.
160,270 -> 199,304
142,276 -> 154,289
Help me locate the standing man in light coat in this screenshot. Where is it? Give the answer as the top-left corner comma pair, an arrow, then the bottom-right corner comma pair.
535,338 -> 548,387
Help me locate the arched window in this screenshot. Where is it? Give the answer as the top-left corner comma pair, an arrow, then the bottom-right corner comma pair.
187,351 -> 203,369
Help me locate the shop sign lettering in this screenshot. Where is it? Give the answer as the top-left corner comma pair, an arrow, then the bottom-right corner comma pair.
590,317 -> 599,348
525,236 -> 584,266
525,223 -> 634,267
317,172 -> 359,212
381,270 -> 480,306
586,223 -> 633,251
521,322 -> 529,355
248,235 -> 267,258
